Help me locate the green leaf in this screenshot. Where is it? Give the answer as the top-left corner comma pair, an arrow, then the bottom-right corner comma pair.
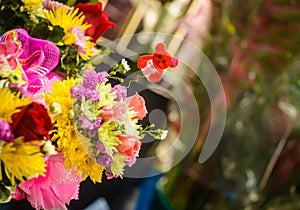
0,183 -> 11,203
48,26 -> 64,43
30,21 -> 50,39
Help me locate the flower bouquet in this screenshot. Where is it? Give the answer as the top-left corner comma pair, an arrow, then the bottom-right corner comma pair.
0,0 -> 169,209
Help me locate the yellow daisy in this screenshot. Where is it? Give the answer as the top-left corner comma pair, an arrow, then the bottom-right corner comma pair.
64,139 -> 104,183
44,6 -> 90,33
44,6 -> 96,60
22,0 -> 42,10
43,79 -> 104,182
79,40 -> 97,61
43,78 -> 76,121
0,137 -> 46,186
0,88 -> 30,122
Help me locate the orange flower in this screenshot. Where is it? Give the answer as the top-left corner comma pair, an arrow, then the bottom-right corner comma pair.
117,134 -> 141,157
127,93 -> 148,120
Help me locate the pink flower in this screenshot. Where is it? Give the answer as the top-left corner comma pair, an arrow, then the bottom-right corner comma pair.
70,26 -> 93,56
42,0 -> 70,10
116,134 -> 141,157
12,153 -> 82,210
0,38 -> 21,71
127,93 -> 148,120
101,103 -> 127,121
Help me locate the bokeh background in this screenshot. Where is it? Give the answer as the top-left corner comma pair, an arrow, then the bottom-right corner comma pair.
102,0 -> 300,209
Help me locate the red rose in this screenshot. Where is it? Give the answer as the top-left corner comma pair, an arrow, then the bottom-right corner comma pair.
117,134 -> 141,157
11,102 -> 52,141
127,93 -> 148,120
74,2 -> 116,43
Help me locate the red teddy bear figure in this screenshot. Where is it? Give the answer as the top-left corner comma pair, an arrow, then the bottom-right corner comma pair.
137,42 -> 179,83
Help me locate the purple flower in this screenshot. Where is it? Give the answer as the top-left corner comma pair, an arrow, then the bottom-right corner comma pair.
105,171 -> 119,180
82,70 -> 108,90
94,118 -> 102,128
83,70 -> 100,90
0,119 -> 14,142
125,156 -> 137,167
111,85 -> 127,100
70,86 -> 85,99
96,141 -> 105,152
84,89 -> 100,103
71,85 -> 99,102
78,115 -> 94,130
97,153 -> 112,168
98,71 -> 109,83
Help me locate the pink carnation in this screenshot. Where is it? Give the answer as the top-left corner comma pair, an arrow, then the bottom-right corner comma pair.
101,103 -> 127,121
117,134 -> 141,157
12,153 -> 82,210
127,93 -> 148,120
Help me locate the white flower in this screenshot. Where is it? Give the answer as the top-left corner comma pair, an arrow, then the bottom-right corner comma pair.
49,102 -> 62,114
160,130 -> 168,140
121,59 -> 131,72
41,140 -> 57,155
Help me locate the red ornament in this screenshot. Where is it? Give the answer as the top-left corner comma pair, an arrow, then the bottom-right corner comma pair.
137,43 -> 179,83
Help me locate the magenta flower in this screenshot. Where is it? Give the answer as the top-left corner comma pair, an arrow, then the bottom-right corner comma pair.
94,118 -> 102,128
1,29 -> 60,96
0,119 -> 14,142
105,171 -> 119,180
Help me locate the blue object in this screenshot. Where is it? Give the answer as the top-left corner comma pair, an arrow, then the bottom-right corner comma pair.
135,173 -> 162,210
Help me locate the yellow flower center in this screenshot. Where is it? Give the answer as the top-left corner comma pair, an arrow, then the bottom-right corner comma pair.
63,33 -> 77,45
